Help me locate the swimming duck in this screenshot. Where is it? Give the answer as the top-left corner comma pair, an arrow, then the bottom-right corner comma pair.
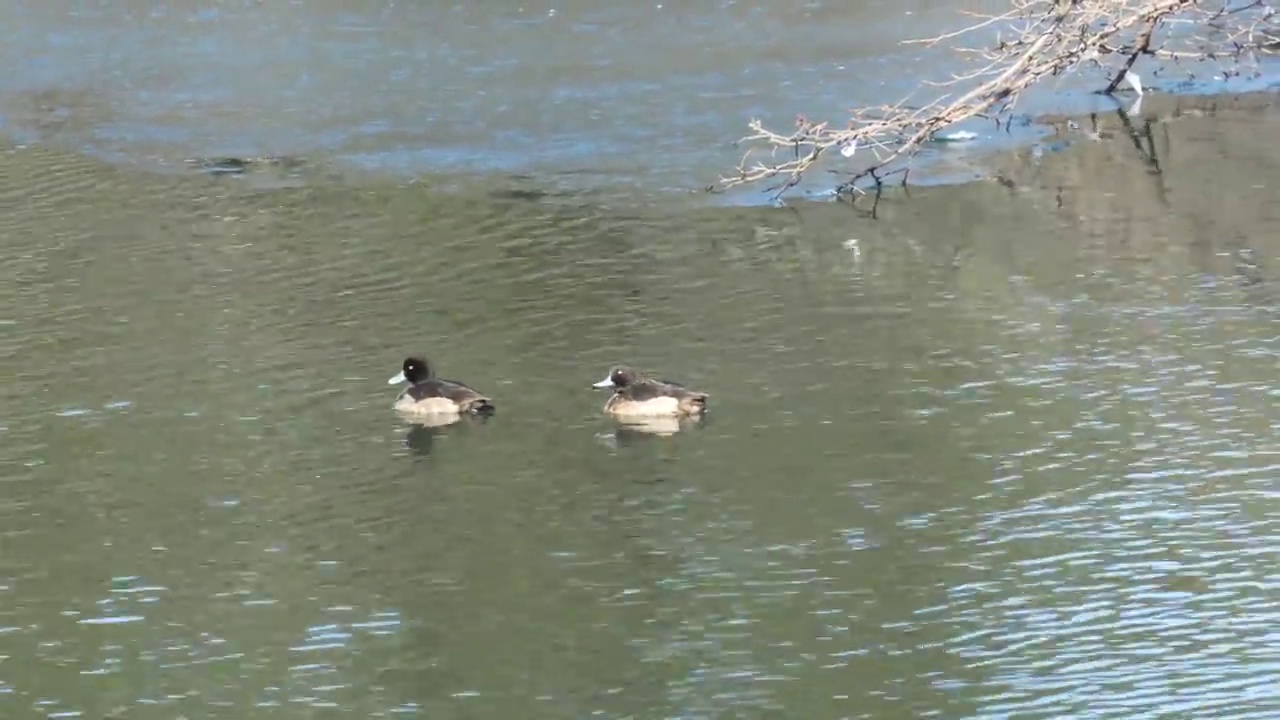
591,365 -> 708,418
388,356 -> 494,416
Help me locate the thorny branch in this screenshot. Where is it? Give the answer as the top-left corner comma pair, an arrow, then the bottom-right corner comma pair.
714,0 -> 1277,201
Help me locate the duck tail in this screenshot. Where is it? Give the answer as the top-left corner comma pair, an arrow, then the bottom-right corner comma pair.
469,399 -> 497,416
685,393 -> 709,414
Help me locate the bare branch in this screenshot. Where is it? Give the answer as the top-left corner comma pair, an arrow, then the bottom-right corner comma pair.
712,0 -> 1278,199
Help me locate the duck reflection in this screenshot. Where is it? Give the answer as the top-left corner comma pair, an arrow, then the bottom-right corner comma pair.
598,414 -> 708,449
402,413 -> 492,457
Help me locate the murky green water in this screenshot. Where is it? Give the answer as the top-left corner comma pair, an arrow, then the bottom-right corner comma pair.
2,93 -> 1279,718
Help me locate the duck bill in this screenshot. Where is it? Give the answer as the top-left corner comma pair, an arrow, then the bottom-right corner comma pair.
592,376 -> 616,389
387,371 -> 407,385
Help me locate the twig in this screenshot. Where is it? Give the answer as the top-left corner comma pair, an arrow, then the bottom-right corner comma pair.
713,0 -> 1277,199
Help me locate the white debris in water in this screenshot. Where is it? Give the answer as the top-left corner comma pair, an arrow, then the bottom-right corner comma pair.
933,130 -> 979,143
1125,70 -> 1144,95
840,139 -> 858,158
843,238 -> 861,263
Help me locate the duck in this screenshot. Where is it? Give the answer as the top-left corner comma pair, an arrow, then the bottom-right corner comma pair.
387,356 -> 494,417
591,365 -> 708,418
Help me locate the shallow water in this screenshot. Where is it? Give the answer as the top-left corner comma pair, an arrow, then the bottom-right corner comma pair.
0,0 -> 955,195
2,88 -> 1279,718
4,0 -> 1276,203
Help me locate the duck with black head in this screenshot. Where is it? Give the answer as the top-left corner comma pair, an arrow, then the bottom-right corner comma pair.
591,365 -> 708,419
388,356 -> 494,419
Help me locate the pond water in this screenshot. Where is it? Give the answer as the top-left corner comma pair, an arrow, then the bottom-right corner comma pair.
4,0 -> 1274,201
1,2 -> 1279,719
